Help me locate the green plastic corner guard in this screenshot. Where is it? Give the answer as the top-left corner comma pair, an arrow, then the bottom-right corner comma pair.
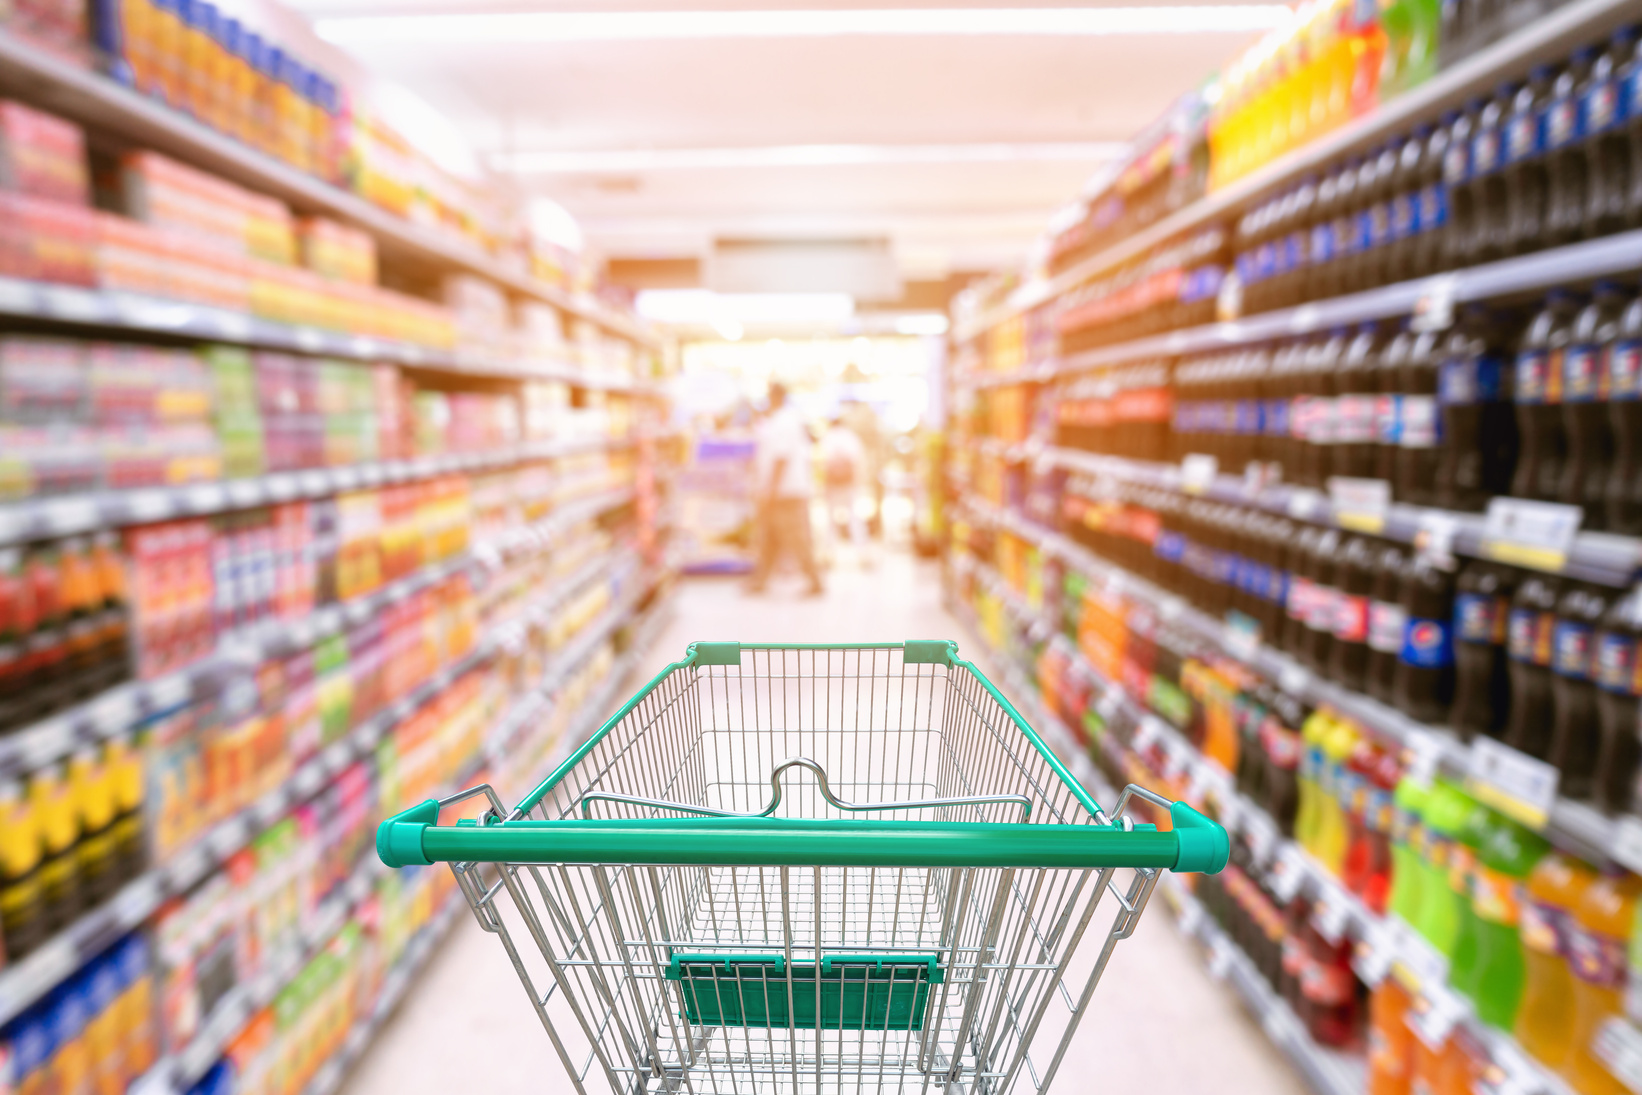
376,640 -> 1229,875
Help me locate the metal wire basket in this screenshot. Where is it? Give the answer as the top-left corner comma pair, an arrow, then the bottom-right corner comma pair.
377,640 -> 1227,1095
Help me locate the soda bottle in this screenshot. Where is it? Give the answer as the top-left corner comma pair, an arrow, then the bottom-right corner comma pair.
1361,746 -> 1400,913
1593,585 -> 1642,813
1441,102 -> 1480,270
1604,285 -> 1642,534
1394,552 -> 1457,725
1505,575 -> 1562,759
1368,979 -> 1416,1095
1284,524 -> 1321,656
1315,717 -> 1359,876
1414,117 -> 1452,277
1342,737 -> 1378,895
1388,776 -> 1430,926
1263,694 -> 1305,836
1563,871 -> 1642,1094
1330,535 -> 1378,692
1334,324 -> 1384,479
1395,329 -> 1444,506
1436,305 -> 1518,511
1305,528 -> 1343,673
1369,542 -> 1412,705
1562,283 -> 1627,528
1512,291 -> 1582,502
1583,28 -> 1637,240
1301,333 -> 1346,490
1309,168 -> 1343,303
1448,800 -> 1498,997
1545,52 -> 1596,248
1469,818 -> 1548,1029
1502,66 -> 1555,256
1296,707 -> 1334,854
1413,779 -> 1475,951
1467,84 -> 1514,264
1624,32 -> 1642,228
1357,142 -> 1401,292
1515,851 -> 1597,1068
1325,159 -> 1362,301
1451,561 -> 1516,741
1376,324 -> 1412,483
1385,129 -> 1430,286
1548,582 -> 1612,800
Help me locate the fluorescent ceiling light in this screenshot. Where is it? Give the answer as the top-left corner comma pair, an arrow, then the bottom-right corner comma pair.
493,142 -> 1126,174
894,313 -> 951,336
316,7 -> 1292,45
636,290 -> 856,327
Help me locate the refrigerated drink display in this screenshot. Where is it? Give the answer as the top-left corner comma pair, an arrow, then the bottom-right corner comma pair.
1515,851 -> 1598,1068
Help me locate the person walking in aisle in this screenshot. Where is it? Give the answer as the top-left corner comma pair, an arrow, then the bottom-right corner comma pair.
747,382 -> 823,596
820,415 -> 872,568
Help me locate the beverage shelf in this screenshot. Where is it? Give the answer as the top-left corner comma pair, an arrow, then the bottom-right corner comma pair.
0,33 -> 659,349
0,277 -> 649,390
958,225 -> 1642,388
951,0 -> 1642,343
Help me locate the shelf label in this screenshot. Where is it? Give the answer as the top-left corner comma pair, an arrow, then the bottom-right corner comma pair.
0,277 -> 34,313
1615,817 -> 1642,877
1412,274 -> 1459,333
1408,984 -> 1466,1050
1181,454 -> 1218,495
1328,477 -> 1390,534
1353,920 -> 1398,987
1267,846 -> 1306,904
1206,934 -> 1235,981
185,482 -> 225,513
1401,727 -> 1445,788
1390,921 -> 1450,995
1466,737 -> 1559,829
44,496 -> 98,535
1480,497 -> 1582,572
1278,662 -> 1311,698
1286,488 -> 1325,522
1594,1017 -> 1642,1095
125,489 -> 174,524
1311,895 -> 1350,945
40,285 -> 103,323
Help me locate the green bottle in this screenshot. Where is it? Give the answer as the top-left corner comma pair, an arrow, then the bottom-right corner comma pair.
1446,799 -> 1499,997
1387,776 -> 1430,925
1469,819 -> 1550,1029
1412,780 -> 1473,952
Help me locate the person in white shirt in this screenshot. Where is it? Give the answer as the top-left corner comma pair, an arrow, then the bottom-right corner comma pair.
820,416 -> 871,565
748,383 -> 823,596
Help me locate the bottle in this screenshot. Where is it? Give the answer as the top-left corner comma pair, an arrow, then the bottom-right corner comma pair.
1505,575 -> 1562,759
1415,116 -> 1453,277
1584,28 -> 1637,240
1334,324 -> 1384,479
1563,872 -> 1642,1094
1305,528 -> 1343,673
1451,561 -> 1516,741
1369,542 -> 1412,705
1386,130 -> 1430,286
1376,325 -> 1411,483
1412,779 -> 1473,952
1467,85 -> 1514,264
1315,717 -> 1359,876
1394,552 -> 1457,725
1369,979 -> 1416,1095
1448,801 -> 1499,997
1330,535 -> 1378,692
1606,286 -> 1642,534
1502,67 -> 1555,256
1395,329 -> 1444,506
1436,306 -> 1518,511
1562,283 -> 1627,528
1512,292 -> 1582,502
1296,707 -> 1334,854
1515,852 -> 1597,1068
1284,524 -> 1322,656
1442,103 -> 1480,269
1388,776 -> 1430,926
1594,586 -> 1642,814
1469,818 -> 1548,1029
1548,583 -> 1612,800
31,763 -> 81,931
1545,51 -> 1597,247
0,778 -> 45,958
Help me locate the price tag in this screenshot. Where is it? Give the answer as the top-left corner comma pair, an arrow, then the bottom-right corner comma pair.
1267,846 -> 1306,904
213,311 -> 253,342
1262,1003 -> 1297,1047
167,844 -> 210,889
1328,477 -> 1390,534
1615,816 -> 1642,877
40,284 -> 104,323
226,479 -> 264,509
1466,737 -> 1559,829
294,327 -> 326,352
209,816 -> 250,858
1409,985 -> 1465,1050
1353,920 -> 1398,987
1181,454 -> 1219,495
112,873 -> 163,926
1311,895 -> 1350,945
1207,935 -> 1235,981
1593,1016 -> 1642,1095
1480,497 -> 1582,572
1289,303 -> 1321,334
45,495 -> 98,535
1402,727 -> 1445,788
90,690 -> 138,735
1412,274 -> 1459,333
147,673 -> 191,712
1278,662 -> 1311,698
1391,927 -> 1451,994
125,489 -> 174,523
185,482 -> 225,513
264,473 -> 297,501
300,470 -> 331,496
0,277 -> 34,313
1287,488 -> 1324,522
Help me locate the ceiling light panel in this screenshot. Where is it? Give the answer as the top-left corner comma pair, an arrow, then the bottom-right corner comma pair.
491,142 -> 1127,173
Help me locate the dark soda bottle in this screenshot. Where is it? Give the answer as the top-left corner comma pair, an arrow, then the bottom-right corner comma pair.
1504,575 -> 1562,759
1544,52 -> 1596,248
1561,282 -> 1627,528
1300,332 -> 1346,489
1547,582 -> 1611,800
1451,561 -> 1516,742
1386,126 -> 1430,285
1623,32 -> 1642,227
1329,535 -> 1378,692
1355,142 -> 1400,292
1584,28 -> 1637,239
1283,525 -> 1321,656
1415,118 -> 1452,277
1442,102 -> 1481,269
1303,528 -> 1342,673
1326,160 -> 1362,301
1593,585 -> 1642,813
1368,541 -> 1411,705
1334,323 -> 1384,479
1394,328 -> 1443,506
1376,325 -> 1412,483
1309,169 -> 1342,303
1437,305 -> 1518,511
1512,292 -> 1582,502
1605,285 -> 1642,533
1467,85 -> 1514,264
1502,67 -> 1555,256
1394,553 -> 1457,725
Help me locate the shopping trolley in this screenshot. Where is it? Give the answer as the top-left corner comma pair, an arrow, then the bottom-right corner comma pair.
377,641 -> 1228,1095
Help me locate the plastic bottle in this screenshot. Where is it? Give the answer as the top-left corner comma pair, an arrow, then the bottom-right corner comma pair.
1305,528 -> 1343,673
1467,86 -> 1514,264
1315,717 -> 1359,876
1331,535 -> 1378,692
1448,800 -> 1498,998
1469,819 -> 1548,1029
1442,102 -> 1480,270
1415,116 -> 1453,277
1512,292 -> 1582,502
1562,283 -> 1627,529
1334,324 -> 1384,480
1505,575 -> 1563,759
1395,329 -> 1444,506
1583,28 -> 1637,240
1502,66 -> 1555,256
1369,978 -> 1416,1095
1515,852 -> 1597,1068
1296,707 -> 1335,854
1605,286 -> 1642,534
1376,325 -> 1412,483
1549,583 -> 1613,800
1451,561 -> 1516,742
1394,553 -> 1457,725
1369,542 -> 1413,705
1389,776 -> 1430,926
1545,53 -> 1597,248
1386,130 -> 1430,286
1594,585 -> 1642,813
1413,779 -> 1474,952
1436,306 -> 1518,511
1563,872 -> 1642,1094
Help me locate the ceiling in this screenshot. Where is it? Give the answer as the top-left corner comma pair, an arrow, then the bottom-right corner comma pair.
284,0 -> 1271,286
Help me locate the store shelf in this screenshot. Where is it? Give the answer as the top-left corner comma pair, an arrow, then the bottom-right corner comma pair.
951,0 -> 1642,343
959,224 -> 1642,388
0,34 -> 657,349
1034,444 -> 1642,588
0,277 -> 648,389
0,435 -> 634,548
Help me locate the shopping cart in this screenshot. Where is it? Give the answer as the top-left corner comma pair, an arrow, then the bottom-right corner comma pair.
377,641 -> 1227,1095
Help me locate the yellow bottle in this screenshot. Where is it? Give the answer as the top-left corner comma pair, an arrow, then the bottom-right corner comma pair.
1295,708 -> 1335,853
1314,717 -> 1360,875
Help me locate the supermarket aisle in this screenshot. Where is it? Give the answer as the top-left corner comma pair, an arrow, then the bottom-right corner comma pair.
343,555 -> 1309,1095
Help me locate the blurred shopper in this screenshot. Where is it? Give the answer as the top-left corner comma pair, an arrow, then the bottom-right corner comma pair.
748,383 -> 823,596
840,398 -> 886,536
821,416 -> 871,567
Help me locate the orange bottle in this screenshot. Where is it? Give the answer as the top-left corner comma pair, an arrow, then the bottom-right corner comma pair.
1369,979 -> 1415,1095
1563,871 -> 1642,1095
1515,852 -> 1596,1069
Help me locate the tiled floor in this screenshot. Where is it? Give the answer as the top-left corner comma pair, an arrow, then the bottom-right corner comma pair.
342,551 -> 1309,1095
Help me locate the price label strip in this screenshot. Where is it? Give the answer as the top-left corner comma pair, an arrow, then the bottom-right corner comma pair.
1480,497 -> 1582,573
1466,737 -> 1559,830
1328,477 -> 1390,534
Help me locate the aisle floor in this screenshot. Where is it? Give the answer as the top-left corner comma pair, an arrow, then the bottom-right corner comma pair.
343,551 -> 1310,1095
